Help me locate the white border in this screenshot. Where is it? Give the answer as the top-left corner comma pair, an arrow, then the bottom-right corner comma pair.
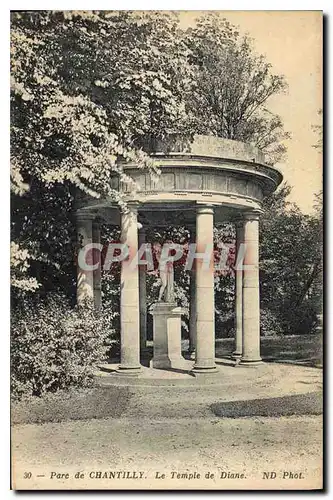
1,3 -> 329,499
2,1 -> 329,10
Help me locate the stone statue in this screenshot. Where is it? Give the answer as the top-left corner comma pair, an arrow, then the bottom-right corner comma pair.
156,240 -> 175,303
158,259 -> 175,303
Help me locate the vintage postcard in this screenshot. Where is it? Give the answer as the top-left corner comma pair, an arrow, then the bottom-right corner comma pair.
10,10 -> 323,490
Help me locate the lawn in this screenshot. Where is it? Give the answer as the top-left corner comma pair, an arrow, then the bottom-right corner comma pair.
214,334 -> 322,366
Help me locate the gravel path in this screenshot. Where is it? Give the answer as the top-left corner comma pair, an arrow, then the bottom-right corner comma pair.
12,415 -> 322,490
12,363 -> 323,424
11,364 -> 323,490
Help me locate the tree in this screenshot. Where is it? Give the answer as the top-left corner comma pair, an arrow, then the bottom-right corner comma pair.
260,183 -> 322,335
10,10 -> 195,298
11,10 -> 292,314
183,13 -> 290,165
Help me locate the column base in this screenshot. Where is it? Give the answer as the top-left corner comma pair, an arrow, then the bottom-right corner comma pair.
191,367 -> 218,378
239,358 -> 263,367
117,364 -> 142,377
191,364 -> 218,375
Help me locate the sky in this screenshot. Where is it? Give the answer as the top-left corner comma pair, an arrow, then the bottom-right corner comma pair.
179,11 -> 323,213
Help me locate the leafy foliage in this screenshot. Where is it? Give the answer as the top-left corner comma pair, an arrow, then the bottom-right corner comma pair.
10,10 -> 193,297
11,295 -> 112,400
11,10 -> 290,298
184,13 -> 290,164
260,183 -> 322,335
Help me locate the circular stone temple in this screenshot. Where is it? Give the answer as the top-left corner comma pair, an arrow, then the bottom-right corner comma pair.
75,135 -> 283,376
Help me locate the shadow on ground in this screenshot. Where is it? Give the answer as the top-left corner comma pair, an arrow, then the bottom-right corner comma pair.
210,391 -> 322,418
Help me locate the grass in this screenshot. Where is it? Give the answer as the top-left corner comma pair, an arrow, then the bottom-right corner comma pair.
215,334 -> 322,366
12,386 -> 133,425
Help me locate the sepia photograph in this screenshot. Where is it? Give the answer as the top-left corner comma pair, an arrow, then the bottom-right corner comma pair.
10,9 -> 323,491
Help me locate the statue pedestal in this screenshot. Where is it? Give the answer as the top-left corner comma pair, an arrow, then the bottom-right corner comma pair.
149,302 -> 187,370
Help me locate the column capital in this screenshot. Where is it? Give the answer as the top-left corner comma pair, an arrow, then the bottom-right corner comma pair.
196,205 -> 214,216
242,209 -> 263,222
76,210 -> 96,222
123,201 -> 141,215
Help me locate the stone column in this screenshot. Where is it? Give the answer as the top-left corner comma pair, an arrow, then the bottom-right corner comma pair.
241,210 -> 262,365
118,205 -> 141,374
188,225 -> 196,359
232,220 -> 244,361
138,226 -> 147,354
192,206 -> 217,373
76,212 -> 94,307
92,219 -> 102,310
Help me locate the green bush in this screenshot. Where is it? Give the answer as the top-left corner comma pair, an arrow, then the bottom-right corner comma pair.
260,308 -> 284,337
280,301 -> 318,336
11,295 -> 113,400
